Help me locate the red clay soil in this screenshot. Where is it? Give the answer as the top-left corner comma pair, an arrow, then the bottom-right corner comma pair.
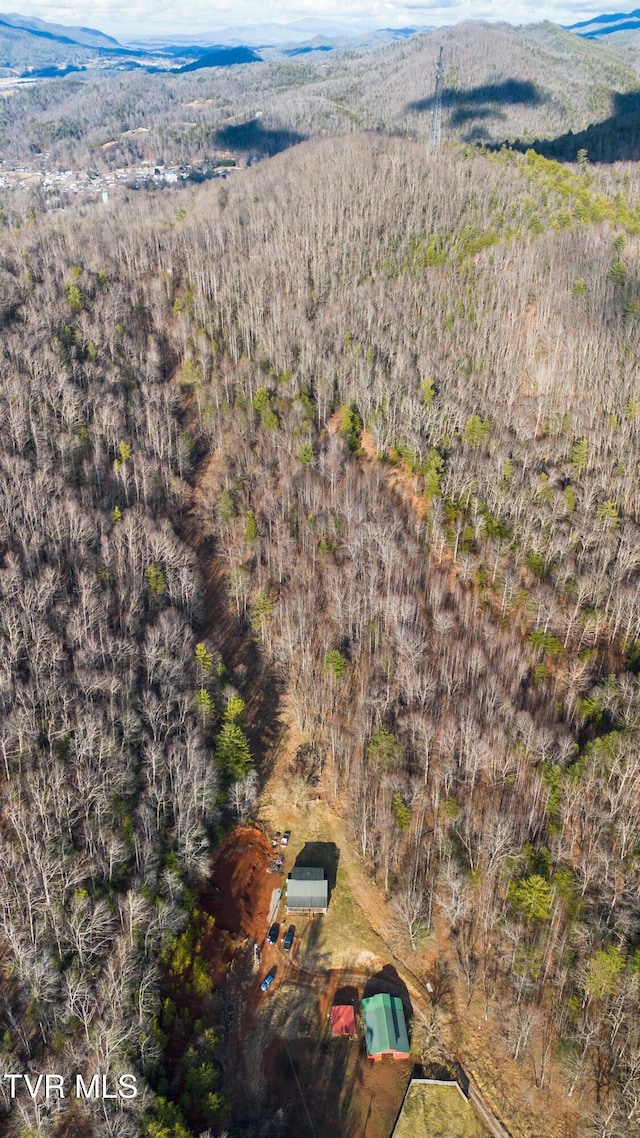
201,826 -> 274,940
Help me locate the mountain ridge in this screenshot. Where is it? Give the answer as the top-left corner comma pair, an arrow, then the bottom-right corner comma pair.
122,19 -> 432,49
0,11 -> 435,74
565,6 -> 640,36
0,10 -> 122,48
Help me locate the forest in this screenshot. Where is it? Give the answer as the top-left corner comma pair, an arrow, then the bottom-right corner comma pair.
2,17 -> 640,1138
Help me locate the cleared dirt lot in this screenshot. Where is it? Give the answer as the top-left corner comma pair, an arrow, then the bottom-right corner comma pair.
254,963 -> 413,1138
201,824 -> 274,939
264,1033 -> 412,1138
199,823 -> 414,1135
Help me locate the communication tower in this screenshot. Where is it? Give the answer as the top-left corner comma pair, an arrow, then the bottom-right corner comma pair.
430,45 -> 445,146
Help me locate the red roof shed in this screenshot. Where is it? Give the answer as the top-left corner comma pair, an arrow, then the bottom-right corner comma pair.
331,1005 -> 357,1037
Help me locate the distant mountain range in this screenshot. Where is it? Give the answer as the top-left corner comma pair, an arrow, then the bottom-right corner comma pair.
4,9 -> 638,86
565,7 -> 640,37
0,11 -> 433,76
126,20 -> 431,50
0,11 -> 268,74
0,10 -> 146,73
3,13 -> 640,169
0,11 -> 120,48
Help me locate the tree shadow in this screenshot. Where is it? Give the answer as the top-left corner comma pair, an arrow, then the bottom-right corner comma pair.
463,125 -> 494,142
261,1031 -> 362,1138
173,528 -> 286,781
303,912 -> 325,958
284,44 -> 334,56
294,841 -> 340,899
293,741 -> 325,786
406,78 -> 547,121
363,965 -> 413,1027
51,1114 -> 94,1138
424,959 -> 455,1011
212,119 -> 307,158
177,45 -> 261,72
503,89 -> 640,163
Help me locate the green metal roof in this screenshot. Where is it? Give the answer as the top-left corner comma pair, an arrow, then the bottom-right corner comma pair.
291,867 -> 325,881
361,992 -> 410,1056
285,874 -> 328,910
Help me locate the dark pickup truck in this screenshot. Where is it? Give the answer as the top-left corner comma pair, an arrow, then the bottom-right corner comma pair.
283,925 -> 295,952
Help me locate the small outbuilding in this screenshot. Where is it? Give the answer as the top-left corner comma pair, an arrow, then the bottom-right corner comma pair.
361,992 -> 410,1060
331,1005 -> 357,1037
285,867 -> 328,915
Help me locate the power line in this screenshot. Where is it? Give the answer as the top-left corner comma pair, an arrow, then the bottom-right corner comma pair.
430,45 -> 445,146
284,1041 -> 318,1138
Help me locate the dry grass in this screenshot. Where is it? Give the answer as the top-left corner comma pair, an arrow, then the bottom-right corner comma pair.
392,1081 -> 488,1138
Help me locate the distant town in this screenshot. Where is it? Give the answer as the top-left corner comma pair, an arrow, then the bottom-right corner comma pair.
0,153 -> 241,209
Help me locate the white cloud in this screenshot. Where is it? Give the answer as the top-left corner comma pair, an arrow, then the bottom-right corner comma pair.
8,0 -> 625,39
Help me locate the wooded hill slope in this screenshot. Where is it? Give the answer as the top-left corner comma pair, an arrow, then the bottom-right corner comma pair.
2,19 -> 640,176
2,133 -> 640,1137
0,197 -> 225,1137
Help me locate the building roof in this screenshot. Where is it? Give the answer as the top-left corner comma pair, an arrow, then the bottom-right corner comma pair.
392,1080 -> 488,1138
331,1005 -> 357,1036
290,867 -> 325,881
361,993 -> 409,1057
286,869 -> 328,910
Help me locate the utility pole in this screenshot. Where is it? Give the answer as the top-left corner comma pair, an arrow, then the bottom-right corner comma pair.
430,45 -> 444,146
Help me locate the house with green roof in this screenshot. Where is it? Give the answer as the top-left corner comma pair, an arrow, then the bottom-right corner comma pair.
285,866 -> 328,914
361,992 -> 410,1060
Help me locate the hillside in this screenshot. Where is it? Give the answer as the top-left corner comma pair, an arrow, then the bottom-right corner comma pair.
2,123 -> 640,1137
0,11 -> 209,75
177,45 -> 262,73
0,11 -> 121,48
0,11 -> 137,71
150,134 -> 640,1137
3,12 -> 640,1138
1,18 -> 639,180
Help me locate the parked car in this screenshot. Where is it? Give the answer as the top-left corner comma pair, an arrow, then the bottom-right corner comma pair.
281,830 -> 291,847
267,922 -> 279,945
283,925 -> 295,952
260,970 -> 276,993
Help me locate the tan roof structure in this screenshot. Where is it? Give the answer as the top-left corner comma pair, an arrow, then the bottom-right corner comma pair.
392,1079 -> 489,1138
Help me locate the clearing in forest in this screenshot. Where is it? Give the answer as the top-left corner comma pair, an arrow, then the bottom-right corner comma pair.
201,825 -> 273,939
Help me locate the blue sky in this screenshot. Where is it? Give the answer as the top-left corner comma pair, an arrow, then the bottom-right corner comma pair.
10,1 -> 622,40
